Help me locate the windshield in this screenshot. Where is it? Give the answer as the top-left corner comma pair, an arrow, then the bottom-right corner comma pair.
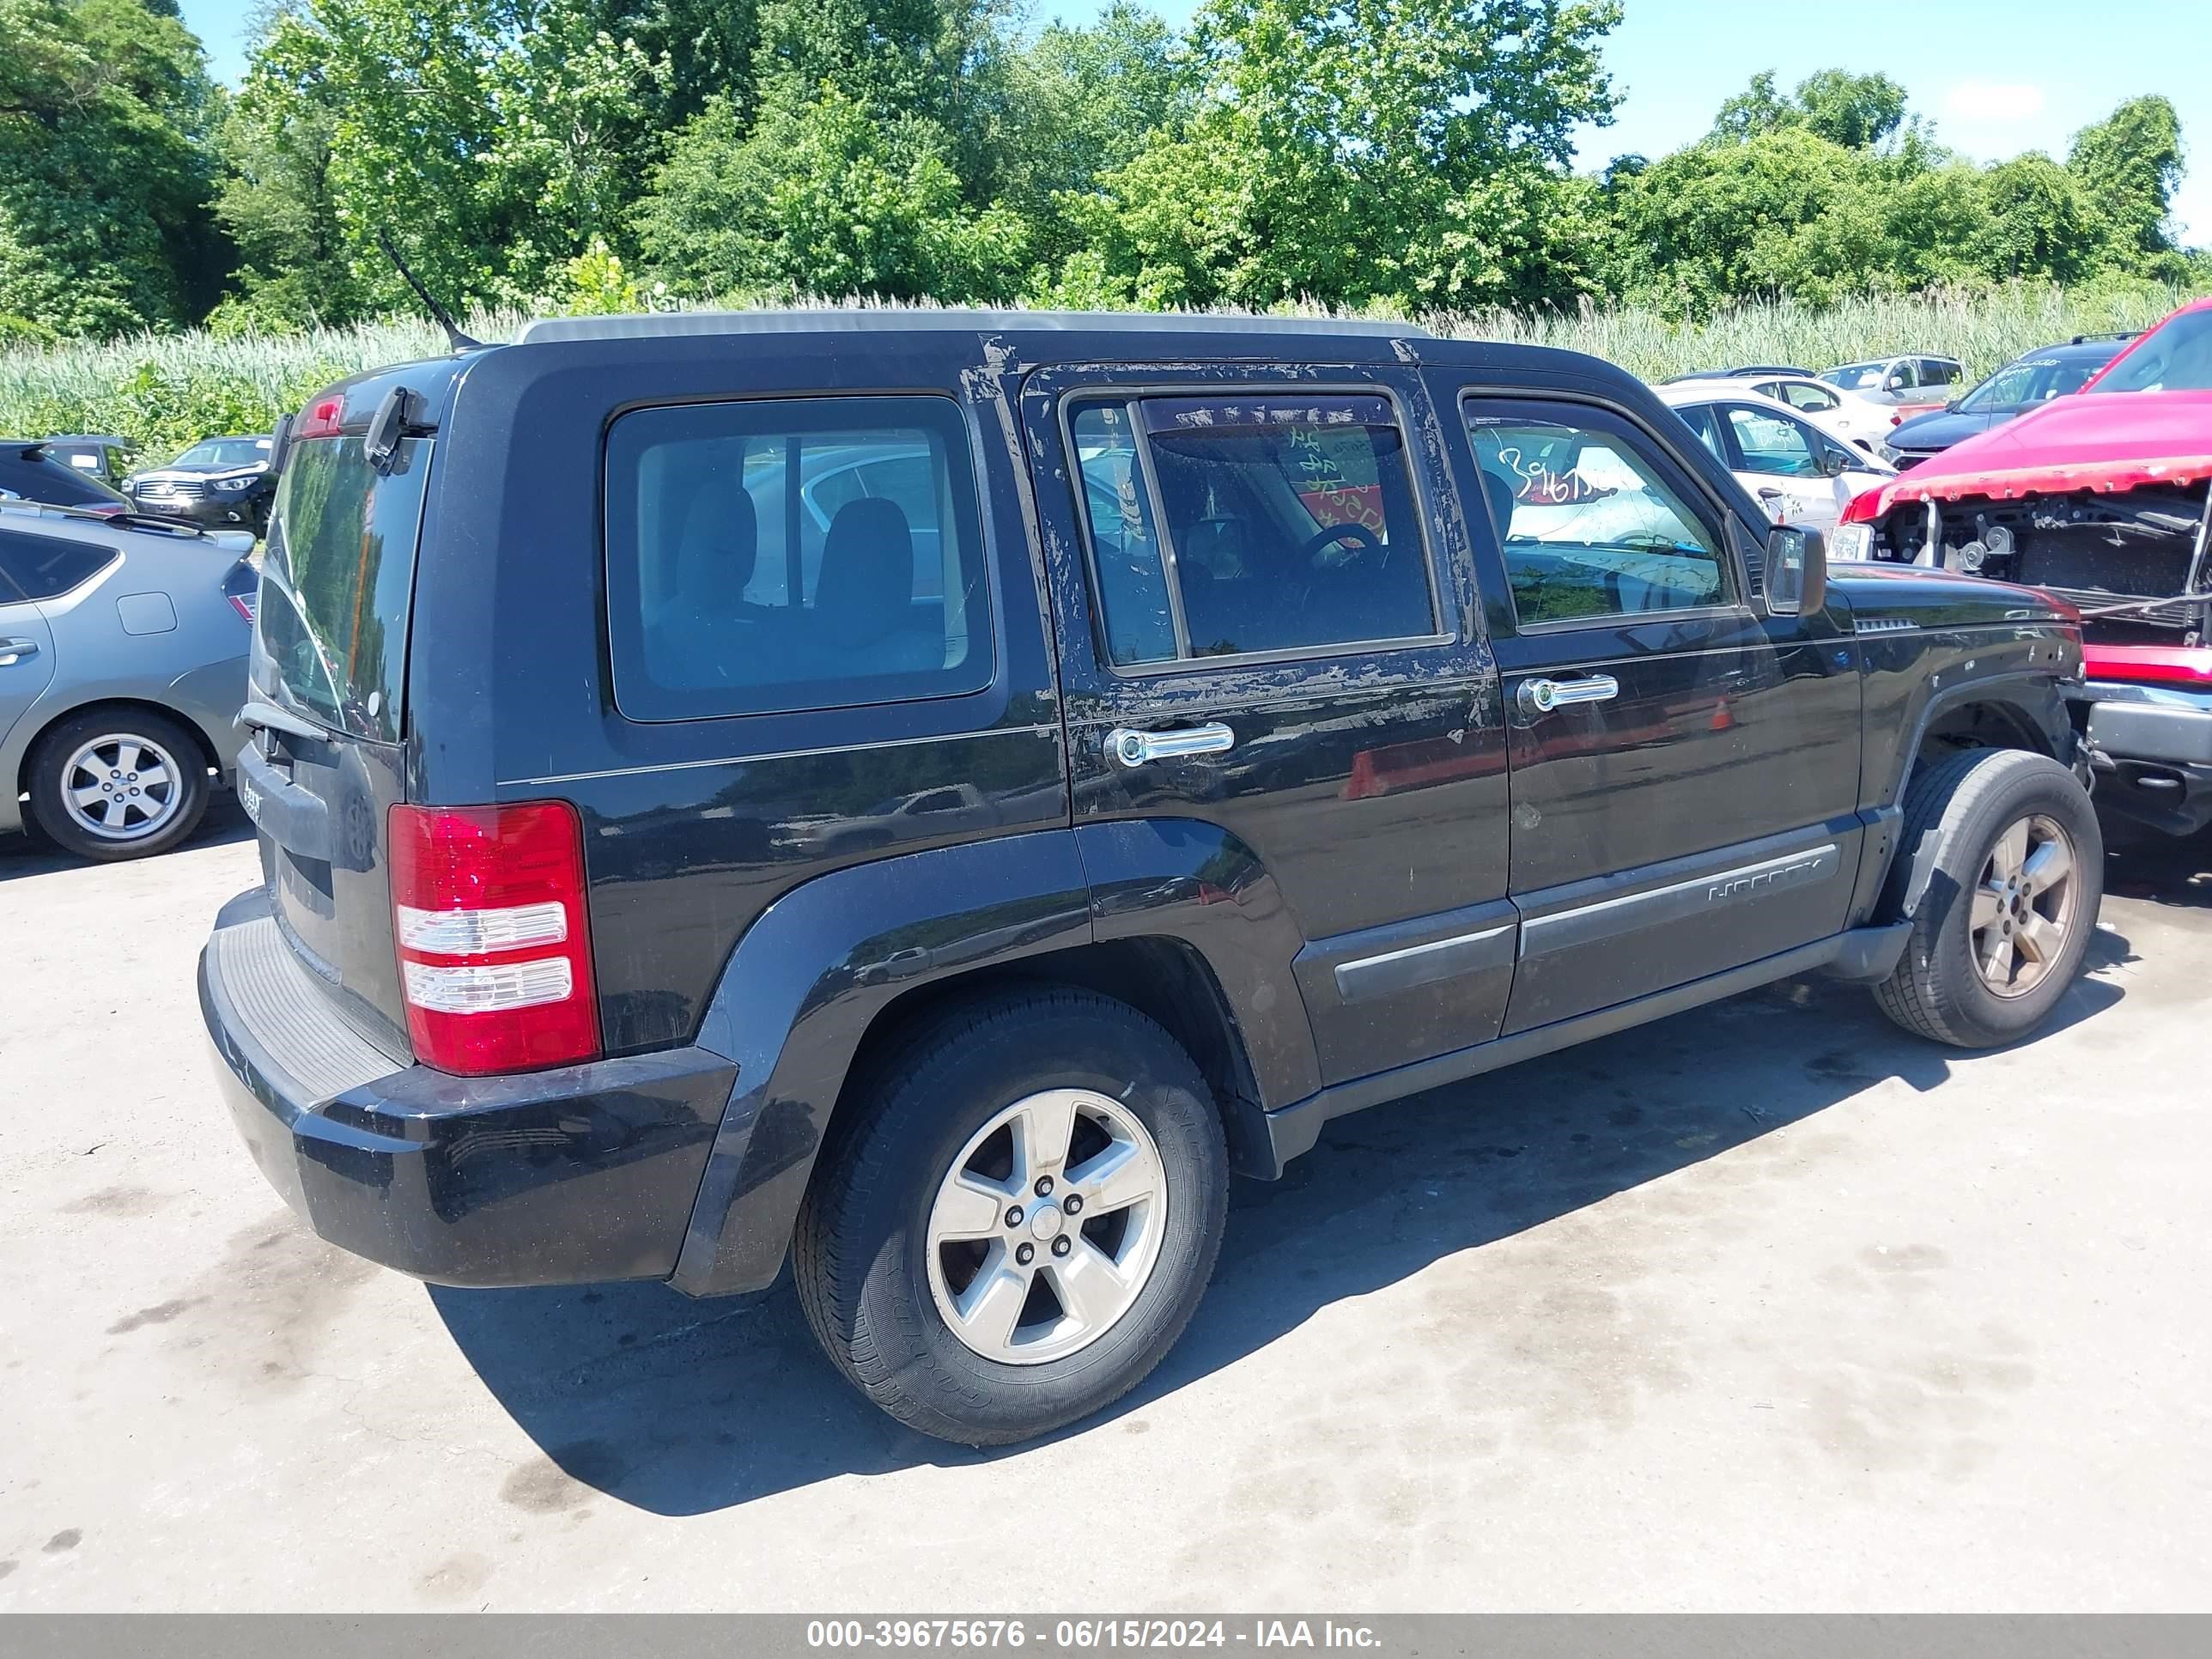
1822,362 -> 1887,391
175,438 -> 271,469
256,435 -> 429,742
2090,310 -> 2212,394
1959,354 -> 2106,412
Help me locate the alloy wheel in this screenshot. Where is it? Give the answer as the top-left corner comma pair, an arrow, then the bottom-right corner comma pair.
925,1088 -> 1169,1365
59,732 -> 186,842
1970,812 -> 2079,999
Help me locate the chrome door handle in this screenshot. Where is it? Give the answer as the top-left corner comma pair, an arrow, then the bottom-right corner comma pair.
0,637 -> 40,666
1106,723 -> 1236,768
1518,675 -> 1619,715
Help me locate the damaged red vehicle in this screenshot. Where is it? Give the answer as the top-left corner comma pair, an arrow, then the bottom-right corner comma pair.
1834,297 -> 2212,836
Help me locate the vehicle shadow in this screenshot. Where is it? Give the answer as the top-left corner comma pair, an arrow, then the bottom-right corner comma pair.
2100,817 -> 2211,911
430,930 -> 2130,1517
0,793 -> 252,884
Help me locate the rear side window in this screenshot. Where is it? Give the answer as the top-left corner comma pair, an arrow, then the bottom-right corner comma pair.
0,529 -> 118,601
1067,393 -> 1437,666
258,434 -> 431,744
605,395 -> 992,720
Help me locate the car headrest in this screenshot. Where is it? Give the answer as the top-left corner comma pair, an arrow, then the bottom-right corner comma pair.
677,478 -> 757,611
1478,465 -> 1521,536
816,497 -> 912,648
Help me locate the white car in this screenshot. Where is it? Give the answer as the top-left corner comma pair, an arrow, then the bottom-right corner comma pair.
1819,354 -> 1965,409
1655,384 -> 1895,533
1666,374 -> 1898,453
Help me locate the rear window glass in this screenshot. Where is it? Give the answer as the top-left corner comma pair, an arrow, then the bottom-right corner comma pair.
0,529 -> 118,601
0,452 -> 128,509
605,395 -> 993,721
257,434 -> 430,743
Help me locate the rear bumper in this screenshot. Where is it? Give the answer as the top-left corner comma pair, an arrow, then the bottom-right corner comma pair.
200,888 -> 735,1287
2079,679 -> 2212,836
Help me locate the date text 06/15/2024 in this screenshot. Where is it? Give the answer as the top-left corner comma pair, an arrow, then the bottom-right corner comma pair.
804,1621 -> 1384,1650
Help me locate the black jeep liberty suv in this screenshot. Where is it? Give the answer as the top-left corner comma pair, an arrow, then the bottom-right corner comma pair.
203,311 -> 2103,1444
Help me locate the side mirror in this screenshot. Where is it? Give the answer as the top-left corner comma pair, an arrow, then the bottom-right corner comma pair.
1819,447 -> 1852,477
1765,523 -> 1827,617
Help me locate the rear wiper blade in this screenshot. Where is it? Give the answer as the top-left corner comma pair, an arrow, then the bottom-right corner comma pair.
236,699 -> 328,742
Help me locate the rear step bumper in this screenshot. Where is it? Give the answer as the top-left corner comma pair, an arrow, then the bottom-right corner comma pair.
199,888 -> 736,1287
2078,680 -> 2212,836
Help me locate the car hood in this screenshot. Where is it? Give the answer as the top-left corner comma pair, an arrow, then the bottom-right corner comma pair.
1828,561 -> 2078,632
136,463 -> 267,482
1887,407 -> 1999,451
1853,389 -> 2212,509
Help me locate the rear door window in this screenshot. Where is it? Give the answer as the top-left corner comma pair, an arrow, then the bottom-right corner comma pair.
1066,392 -> 1438,665
604,395 -> 992,721
258,435 -> 431,743
0,530 -> 118,600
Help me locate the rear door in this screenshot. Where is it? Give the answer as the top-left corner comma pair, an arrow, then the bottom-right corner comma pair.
0,548 -> 57,751
1424,374 -> 1863,1034
1022,363 -> 1515,1086
244,413 -> 434,1049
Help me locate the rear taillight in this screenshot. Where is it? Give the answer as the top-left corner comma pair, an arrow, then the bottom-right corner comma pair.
297,394 -> 344,440
389,801 -> 600,1076
222,557 -> 258,624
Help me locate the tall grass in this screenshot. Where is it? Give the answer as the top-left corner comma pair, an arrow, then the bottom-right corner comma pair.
3,283 -> 2202,460
0,309 -> 528,459
1432,282 -> 2203,384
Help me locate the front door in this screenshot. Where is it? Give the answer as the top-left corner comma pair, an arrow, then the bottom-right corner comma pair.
1715,400 -> 1875,531
1021,363 -> 1514,1088
1424,378 -> 1865,1034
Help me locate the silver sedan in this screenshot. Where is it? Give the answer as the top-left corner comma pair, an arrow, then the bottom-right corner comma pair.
0,499 -> 255,860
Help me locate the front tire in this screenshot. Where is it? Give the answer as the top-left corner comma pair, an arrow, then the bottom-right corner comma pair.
27,708 -> 210,862
794,989 -> 1229,1445
1873,747 -> 2102,1048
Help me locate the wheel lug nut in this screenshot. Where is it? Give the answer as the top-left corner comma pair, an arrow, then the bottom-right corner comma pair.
1005,1206 -> 1024,1228
1063,1194 -> 1083,1216
1034,1176 -> 1054,1198
1016,1243 -> 1035,1266
1051,1236 -> 1072,1257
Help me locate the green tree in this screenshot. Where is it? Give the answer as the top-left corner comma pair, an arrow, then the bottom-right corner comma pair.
999,3 -> 1195,270
1711,68 -> 1908,151
2067,94 -> 2185,265
227,0 -> 668,318
637,85 -> 1030,301
1053,0 -> 1621,313
1976,154 -> 2095,283
1609,125 -> 1864,313
0,0 -> 227,335
1793,69 -> 1907,151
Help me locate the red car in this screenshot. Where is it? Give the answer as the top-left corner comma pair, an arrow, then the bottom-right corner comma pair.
1834,297 -> 2212,836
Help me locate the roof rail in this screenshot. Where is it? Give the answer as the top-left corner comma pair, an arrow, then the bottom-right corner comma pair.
2069,331 -> 2139,344
515,307 -> 1434,346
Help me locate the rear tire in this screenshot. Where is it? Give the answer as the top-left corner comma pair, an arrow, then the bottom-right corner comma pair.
27,708 -> 210,862
794,989 -> 1229,1445
1873,747 -> 2102,1048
